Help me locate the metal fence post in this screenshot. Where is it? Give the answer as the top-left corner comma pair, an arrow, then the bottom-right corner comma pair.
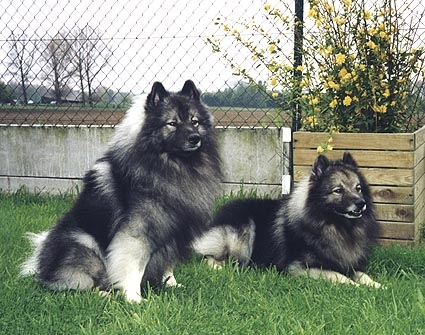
292,0 -> 304,131
282,127 -> 292,195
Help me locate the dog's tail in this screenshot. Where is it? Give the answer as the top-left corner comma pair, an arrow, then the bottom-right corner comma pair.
193,222 -> 255,267
20,231 -> 49,276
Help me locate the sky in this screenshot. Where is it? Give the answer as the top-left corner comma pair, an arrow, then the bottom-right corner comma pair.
1,0 -> 424,96
0,0 -> 286,95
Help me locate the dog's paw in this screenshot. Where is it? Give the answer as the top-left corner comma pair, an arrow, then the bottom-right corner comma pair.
354,272 -> 386,289
162,270 -> 184,288
163,275 -> 183,288
123,289 -> 145,303
367,281 -> 387,290
206,256 -> 223,270
98,290 -> 112,298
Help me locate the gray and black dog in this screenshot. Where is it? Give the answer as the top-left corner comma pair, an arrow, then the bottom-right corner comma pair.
194,153 -> 382,288
21,80 -> 222,302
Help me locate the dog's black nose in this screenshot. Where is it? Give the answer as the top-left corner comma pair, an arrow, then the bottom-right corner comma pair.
355,199 -> 366,209
188,133 -> 201,145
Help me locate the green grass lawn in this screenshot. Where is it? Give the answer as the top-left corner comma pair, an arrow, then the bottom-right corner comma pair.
1,190 -> 425,335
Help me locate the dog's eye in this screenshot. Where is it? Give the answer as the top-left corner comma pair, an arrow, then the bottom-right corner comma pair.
167,120 -> 178,127
333,187 -> 343,194
356,184 -> 362,192
191,117 -> 199,127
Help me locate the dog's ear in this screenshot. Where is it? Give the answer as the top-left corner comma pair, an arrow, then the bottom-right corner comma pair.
147,82 -> 169,108
181,80 -> 200,101
342,152 -> 358,167
311,154 -> 329,179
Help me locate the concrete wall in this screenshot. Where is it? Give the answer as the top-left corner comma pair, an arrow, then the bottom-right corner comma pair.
0,126 -> 284,197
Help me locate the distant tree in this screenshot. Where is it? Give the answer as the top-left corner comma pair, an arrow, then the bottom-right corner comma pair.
6,31 -> 38,104
41,31 -> 75,104
70,26 -> 111,106
202,81 -> 281,108
0,81 -> 15,103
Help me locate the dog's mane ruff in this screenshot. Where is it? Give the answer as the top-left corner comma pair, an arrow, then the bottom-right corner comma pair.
286,176 -> 310,222
109,97 -> 146,154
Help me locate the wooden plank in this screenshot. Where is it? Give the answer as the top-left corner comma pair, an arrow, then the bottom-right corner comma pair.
414,153 -> 425,181
293,166 -> 413,186
378,239 -> 415,247
414,125 -> 425,148
363,167 -> 414,186
293,149 -> 414,168
414,188 -> 425,220
370,186 -> 413,204
379,221 -> 416,240
415,198 -> 424,239
414,140 -> 425,166
293,132 -> 415,151
375,203 -> 414,222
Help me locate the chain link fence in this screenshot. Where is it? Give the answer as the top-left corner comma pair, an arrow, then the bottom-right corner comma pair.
1,0 -> 424,129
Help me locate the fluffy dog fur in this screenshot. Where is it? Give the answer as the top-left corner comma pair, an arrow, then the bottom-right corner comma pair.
194,153 -> 382,288
21,80 -> 222,302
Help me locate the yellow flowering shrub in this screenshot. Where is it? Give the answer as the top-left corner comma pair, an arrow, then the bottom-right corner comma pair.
207,0 -> 425,132
299,0 -> 425,132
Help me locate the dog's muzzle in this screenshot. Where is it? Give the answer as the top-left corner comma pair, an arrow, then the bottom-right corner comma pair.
336,199 -> 367,219
183,133 -> 202,152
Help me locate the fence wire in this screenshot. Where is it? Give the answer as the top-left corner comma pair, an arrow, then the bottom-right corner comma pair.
0,0 -> 424,129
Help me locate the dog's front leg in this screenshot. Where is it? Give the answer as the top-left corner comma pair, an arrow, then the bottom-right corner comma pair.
106,232 -> 150,303
305,268 -> 360,286
162,268 -> 182,287
288,264 -> 360,286
353,271 -> 383,289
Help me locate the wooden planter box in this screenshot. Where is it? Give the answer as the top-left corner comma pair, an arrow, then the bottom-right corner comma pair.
293,126 -> 425,246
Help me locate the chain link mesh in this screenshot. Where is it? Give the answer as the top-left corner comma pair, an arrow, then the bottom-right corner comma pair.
0,0 -> 424,128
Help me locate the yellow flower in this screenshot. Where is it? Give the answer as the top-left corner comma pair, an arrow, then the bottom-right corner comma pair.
270,77 -> 278,86
383,88 -> 390,98
379,31 -> 388,39
223,24 -> 230,32
300,78 -> 310,87
342,0 -> 351,8
363,10 -> 371,20
334,16 -> 346,25
308,8 -> 318,18
335,53 -> 346,65
343,96 -> 352,106
329,99 -> 338,108
338,68 -> 352,82
272,92 -> 279,98
317,146 -> 325,153
296,65 -> 304,72
324,2 -> 334,12
304,115 -> 319,127
309,95 -> 319,105
366,41 -> 376,49
264,4 -> 271,11
328,81 -> 340,90
373,104 -> 387,113
268,43 -> 276,53
325,45 -> 333,56
326,144 -> 333,151
339,67 -> 348,78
